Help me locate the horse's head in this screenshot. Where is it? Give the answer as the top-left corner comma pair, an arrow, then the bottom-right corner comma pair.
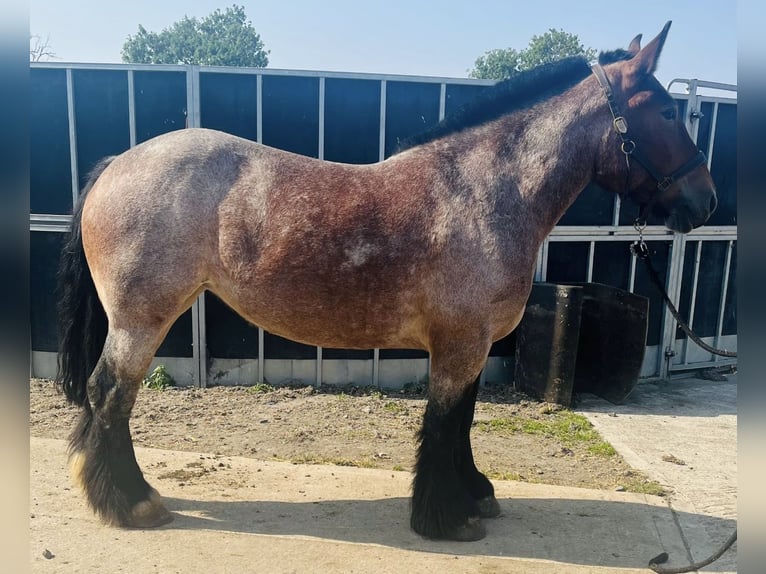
592,21 -> 717,233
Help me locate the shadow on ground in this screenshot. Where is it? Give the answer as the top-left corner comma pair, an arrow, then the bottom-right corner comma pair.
161,494 -> 735,571
576,378 -> 736,417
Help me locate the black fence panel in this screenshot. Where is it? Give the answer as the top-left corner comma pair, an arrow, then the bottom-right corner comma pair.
592,242 -> 632,290
688,241 -> 727,338
323,348 -> 375,360
72,69 -> 130,190
546,242 -> 590,283
632,242 -> 670,346
31,69 -> 72,215
324,78 -> 381,164
262,75 -> 319,157
384,81 -> 440,157
200,72 -> 258,141
30,232 -> 65,352
379,348 -> 428,359
706,103 -> 737,226
204,293 -> 259,359
559,184 -> 615,226
444,83 -> 488,116
134,71 -> 187,143
264,332 -> 316,360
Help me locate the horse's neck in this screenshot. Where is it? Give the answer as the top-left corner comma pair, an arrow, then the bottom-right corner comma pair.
480,84 -> 606,244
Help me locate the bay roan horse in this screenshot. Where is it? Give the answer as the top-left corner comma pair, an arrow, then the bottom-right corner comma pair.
57,22 -> 716,541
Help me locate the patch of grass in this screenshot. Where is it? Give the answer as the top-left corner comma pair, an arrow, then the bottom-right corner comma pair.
247,382 -> 275,394
476,410 -> 617,457
621,478 -> 667,497
588,441 -> 617,457
392,464 -> 407,472
290,454 -> 375,468
485,470 -> 523,482
143,365 -> 175,390
383,400 -> 408,415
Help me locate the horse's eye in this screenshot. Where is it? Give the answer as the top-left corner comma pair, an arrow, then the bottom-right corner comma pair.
661,108 -> 677,120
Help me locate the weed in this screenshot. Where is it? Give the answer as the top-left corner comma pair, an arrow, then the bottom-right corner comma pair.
588,442 -> 617,457
143,365 -> 175,390
621,478 -> 667,497
248,382 -> 275,394
485,470 -> 523,481
383,400 -> 408,415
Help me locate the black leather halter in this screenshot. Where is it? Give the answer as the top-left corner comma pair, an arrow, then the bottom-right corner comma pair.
591,63 -> 706,225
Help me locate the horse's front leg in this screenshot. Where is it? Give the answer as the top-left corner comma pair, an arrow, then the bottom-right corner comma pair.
454,376 -> 501,518
410,333 -> 491,541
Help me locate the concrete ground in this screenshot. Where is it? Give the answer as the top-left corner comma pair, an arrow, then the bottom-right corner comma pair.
30,374 -> 737,573
577,373 -> 738,572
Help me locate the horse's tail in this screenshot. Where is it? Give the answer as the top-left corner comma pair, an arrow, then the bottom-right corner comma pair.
56,157 -> 115,406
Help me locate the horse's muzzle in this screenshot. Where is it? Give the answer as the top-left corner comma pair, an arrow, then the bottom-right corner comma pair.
665,186 -> 718,233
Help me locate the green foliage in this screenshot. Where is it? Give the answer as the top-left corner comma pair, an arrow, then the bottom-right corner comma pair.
470,28 -> 597,80
588,442 -> 617,457
469,47 -> 521,81
122,4 -> 269,67
248,382 -> 275,394
143,365 -> 175,390
383,400 -> 408,415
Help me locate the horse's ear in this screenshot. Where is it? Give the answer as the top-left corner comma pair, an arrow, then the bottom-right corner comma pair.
627,34 -> 642,56
628,21 -> 671,77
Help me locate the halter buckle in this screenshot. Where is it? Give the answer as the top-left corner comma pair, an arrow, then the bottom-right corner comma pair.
613,116 -> 628,134
621,140 -> 636,155
657,177 -> 673,192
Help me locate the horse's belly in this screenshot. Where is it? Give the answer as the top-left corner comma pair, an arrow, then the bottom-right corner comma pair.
210,281 -> 426,351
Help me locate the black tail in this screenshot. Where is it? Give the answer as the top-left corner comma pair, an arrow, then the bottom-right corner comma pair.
56,157 -> 115,406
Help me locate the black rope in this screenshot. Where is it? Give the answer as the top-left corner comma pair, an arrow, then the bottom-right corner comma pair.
631,240 -> 736,358
630,235 -> 737,572
648,529 -> 737,573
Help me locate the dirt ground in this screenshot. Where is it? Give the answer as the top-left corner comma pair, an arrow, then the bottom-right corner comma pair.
28,378 -> 663,494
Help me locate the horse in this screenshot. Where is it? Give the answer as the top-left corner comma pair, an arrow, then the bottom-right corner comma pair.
56,21 -> 716,542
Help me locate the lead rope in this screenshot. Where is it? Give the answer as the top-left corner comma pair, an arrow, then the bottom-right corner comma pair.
630,225 -> 737,572
630,224 -> 736,358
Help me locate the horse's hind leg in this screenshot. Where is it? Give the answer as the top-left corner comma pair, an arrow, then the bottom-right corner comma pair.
411,334 -> 491,541
454,376 -> 501,518
69,326 -> 171,527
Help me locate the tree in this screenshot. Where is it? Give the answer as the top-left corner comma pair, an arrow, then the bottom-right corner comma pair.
470,29 -> 597,80
122,4 -> 269,67
469,48 -> 520,82
30,34 -> 56,62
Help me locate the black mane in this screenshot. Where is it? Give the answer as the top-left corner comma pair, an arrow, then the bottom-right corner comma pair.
394,49 -> 633,154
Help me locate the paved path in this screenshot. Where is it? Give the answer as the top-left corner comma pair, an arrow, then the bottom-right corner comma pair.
578,374 -> 738,572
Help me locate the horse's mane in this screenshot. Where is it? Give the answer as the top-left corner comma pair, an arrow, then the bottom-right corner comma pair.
394,49 -> 633,154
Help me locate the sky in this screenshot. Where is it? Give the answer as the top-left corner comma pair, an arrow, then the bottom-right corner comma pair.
30,0 -> 737,90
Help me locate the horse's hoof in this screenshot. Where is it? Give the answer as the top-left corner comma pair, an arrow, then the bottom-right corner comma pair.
478,495 -> 501,518
124,490 -> 173,528
448,516 -> 486,541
